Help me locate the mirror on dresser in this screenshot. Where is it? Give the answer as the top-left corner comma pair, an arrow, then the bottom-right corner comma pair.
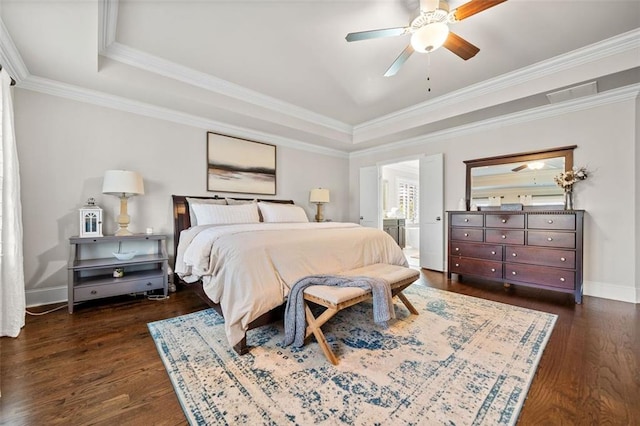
465,145 -> 576,210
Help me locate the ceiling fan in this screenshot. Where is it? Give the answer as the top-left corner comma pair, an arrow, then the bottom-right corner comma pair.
345,0 -> 507,77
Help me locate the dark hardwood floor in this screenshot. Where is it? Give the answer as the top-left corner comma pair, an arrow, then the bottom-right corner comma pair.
1,271 -> 638,425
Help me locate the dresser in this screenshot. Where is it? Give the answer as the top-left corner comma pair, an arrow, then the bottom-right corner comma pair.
383,218 -> 405,248
447,210 -> 584,303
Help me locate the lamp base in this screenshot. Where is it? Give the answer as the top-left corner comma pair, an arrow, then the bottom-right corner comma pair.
114,227 -> 133,236
315,203 -> 324,222
114,196 -> 133,236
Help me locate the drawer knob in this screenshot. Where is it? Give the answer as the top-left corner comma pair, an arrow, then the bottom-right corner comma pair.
455,263 -> 460,267
548,219 -> 553,224
501,235 -> 507,239
512,253 -> 517,257
491,251 -> 496,255
547,237 -> 553,241
512,271 -> 517,275
146,282 -> 152,287
491,268 -> 496,272
464,233 -> 469,237
464,218 -> 469,222
560,257 -> 566,262
91,290 -> 97,295
455,247 -> 460,251
560,277 -> 566,282
501,219 -> 506,223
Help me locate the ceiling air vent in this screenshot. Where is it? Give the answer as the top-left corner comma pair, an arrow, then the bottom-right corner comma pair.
546,81 -> 598,104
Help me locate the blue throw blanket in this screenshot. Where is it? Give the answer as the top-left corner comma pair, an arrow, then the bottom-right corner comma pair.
283,275 -> 395,348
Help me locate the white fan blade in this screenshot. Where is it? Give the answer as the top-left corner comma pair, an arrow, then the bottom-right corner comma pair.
384,45 -> 415,77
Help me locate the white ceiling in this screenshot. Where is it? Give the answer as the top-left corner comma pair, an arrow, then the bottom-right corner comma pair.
0,0 -> 639,153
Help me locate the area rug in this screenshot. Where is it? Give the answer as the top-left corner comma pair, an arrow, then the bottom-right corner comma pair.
148,285 -> 557,425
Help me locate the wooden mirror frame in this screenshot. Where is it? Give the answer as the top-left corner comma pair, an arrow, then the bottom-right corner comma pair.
464,145 -> 577,210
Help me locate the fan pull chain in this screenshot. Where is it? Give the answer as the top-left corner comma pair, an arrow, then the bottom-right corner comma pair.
426,53 -> 432,92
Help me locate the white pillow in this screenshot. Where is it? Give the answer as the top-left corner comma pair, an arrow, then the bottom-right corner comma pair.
191,203 -> 260,226
186,197 -> 227,226
258,202 -> 309,223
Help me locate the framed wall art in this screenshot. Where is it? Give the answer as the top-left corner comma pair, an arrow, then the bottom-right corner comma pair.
206,132 -> 276,195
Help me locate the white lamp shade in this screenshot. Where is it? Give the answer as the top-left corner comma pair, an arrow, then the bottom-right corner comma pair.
410,23 -> 450,53
102,170 -> 145,196
310,188 -> 330,204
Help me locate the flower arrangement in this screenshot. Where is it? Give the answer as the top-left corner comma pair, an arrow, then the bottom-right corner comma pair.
554,166 -> 589,190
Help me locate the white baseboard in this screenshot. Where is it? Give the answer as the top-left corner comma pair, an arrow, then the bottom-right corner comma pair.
26,286 -> 67,308
583,280 -> 638,304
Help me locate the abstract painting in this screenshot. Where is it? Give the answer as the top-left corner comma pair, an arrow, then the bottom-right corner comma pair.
206,132 -> 276,195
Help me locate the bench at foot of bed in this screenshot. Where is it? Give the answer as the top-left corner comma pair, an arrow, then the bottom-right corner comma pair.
302,263 -> 420,365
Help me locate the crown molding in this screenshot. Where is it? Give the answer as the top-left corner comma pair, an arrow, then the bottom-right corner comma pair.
0,16 -> 29,82
98,0 -> 351,137
349,83 -> 640,159
100,42 -> 353,137
354,28 -> 640,138
98,0 -> 118,53
18,75 -> 349,159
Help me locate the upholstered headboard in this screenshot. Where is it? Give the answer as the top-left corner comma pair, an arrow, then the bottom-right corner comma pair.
171,195 -> 294,258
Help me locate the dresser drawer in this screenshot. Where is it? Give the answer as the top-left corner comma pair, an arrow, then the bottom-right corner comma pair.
528,231 -> 575,249
528,214 -> 576,230
506,246 -> 576,269
450,242 -> 503,261
486,214 -> 525,229
450,214 -> 483,227
449,257 -> 502,279
486,229 -> 524,245
505,264 -> 575,290
451,228 -> 484,242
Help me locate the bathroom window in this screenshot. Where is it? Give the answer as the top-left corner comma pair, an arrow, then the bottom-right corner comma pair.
398,180 -> 418,224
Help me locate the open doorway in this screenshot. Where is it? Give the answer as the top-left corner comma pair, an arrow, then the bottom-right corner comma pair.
381,160 -> 420,268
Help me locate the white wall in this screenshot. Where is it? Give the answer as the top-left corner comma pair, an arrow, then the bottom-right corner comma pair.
349,98 -> 639,303
14,89 -> 349,306
13,87 -> 639,306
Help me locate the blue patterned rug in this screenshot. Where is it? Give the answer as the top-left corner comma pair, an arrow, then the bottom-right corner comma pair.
148,285 -> 556,425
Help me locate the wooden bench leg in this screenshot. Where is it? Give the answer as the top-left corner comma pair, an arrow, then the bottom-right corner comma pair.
304,303 -> 339,365
396,291 -> 419,315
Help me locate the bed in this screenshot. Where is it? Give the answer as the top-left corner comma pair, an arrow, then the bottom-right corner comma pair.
172,195 -> 409,354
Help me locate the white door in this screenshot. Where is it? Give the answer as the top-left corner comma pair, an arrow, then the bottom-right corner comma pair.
419,153 -> 444,271
359,166 -> 380,228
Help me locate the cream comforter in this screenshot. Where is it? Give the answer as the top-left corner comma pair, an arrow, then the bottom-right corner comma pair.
175,222 -> 408,346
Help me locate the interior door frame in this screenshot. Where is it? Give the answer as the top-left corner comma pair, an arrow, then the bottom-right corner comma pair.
375,153 -> 444,271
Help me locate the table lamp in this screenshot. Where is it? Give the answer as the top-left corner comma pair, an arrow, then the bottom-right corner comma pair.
309,188 -> 330,222
102,170 -> 144,236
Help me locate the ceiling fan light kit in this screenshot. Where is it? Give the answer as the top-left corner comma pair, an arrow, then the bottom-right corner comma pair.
345,0 -> 508,76
410,22 -> 450,53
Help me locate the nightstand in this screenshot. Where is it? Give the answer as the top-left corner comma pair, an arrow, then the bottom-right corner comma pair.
67,234 -> 168,313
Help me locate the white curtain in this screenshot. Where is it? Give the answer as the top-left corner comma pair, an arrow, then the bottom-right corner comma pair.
0,69 -> 25,337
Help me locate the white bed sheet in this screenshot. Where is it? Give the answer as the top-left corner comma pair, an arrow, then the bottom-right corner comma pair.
175,222 -> 408,346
